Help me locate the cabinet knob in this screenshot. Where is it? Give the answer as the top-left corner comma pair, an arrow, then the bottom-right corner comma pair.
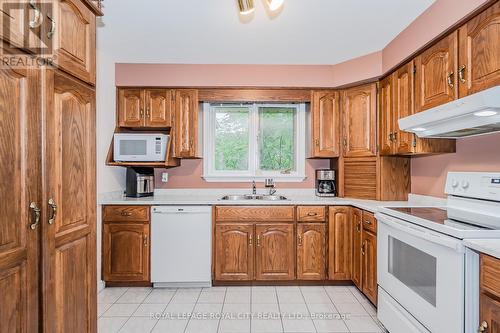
478,321 -> 488,332
120,212 -> 132,216
364,220 -> 372,225
256,234 -> 261,247
143,235 -> 148,247
307,212 -> 318,216
458,65 -> 466,84
447,71 -> 455,89
249,234 -> 253,246
48,198 -> 57,225
298,234 -> 302,246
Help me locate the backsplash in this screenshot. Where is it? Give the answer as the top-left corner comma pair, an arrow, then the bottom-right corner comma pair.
154,159 -> 330,189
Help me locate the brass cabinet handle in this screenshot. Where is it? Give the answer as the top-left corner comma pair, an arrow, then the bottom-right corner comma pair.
356,222 -> 361,233
120,211 -> 132,216
249,234 -> 253,246
388,133 -> 394,142
478,320 -> 488,332
140,109 -> 144,118
256,234 -> 261,247
143,235 -> 148,247
298,234 -> 302,246
29,0 -> 42,29
364,220 -> 372,225
458,65 -> 466,84
447,71 -> 454,88
29,202 -> 41,230
48,198 -> 57,225
315,138 -> 319,146
343,138 -> 347,147
307,212 -> 318,216
47,13 -> 55,39
146,107 -> 150,118
361,241 -> 366,256
392,132 -> 397,141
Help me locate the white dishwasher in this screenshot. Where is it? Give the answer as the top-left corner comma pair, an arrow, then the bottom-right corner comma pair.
151,206 -> 212,288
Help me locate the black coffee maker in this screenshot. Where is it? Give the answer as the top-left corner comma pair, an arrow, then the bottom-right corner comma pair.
125,167 -> 155,198
315,169 -> 336,197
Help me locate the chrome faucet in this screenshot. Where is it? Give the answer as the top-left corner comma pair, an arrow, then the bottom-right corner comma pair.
252,180 -> 257,195
265,178 -> 276,195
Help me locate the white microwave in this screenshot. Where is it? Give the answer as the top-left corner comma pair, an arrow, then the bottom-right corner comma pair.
114,133 -> 169,162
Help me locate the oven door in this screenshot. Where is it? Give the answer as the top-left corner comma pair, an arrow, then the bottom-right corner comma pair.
376,212 -> 465,333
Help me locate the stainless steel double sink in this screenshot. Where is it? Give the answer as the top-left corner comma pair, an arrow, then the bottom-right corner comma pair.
220,194 -> 288,201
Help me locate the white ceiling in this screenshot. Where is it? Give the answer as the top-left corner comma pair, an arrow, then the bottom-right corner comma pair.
99,0 -> 435,65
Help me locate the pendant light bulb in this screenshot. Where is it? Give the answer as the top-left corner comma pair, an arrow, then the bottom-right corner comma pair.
266,0 -> 284,11
237,0 -> 255,15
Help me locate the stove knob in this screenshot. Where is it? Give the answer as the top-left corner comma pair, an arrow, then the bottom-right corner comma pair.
461,180 -> 470,189
451,179 -> 459,188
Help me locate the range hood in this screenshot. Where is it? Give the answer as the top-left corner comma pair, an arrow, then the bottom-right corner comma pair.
399,86 -> 500,138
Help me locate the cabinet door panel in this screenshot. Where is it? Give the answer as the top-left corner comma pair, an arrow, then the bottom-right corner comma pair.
328,207 -> 352,280
415,32 -> 458,112
311,91 -> 340,157
459,1 -> 500,97
51,0 -> 96,84
255,224 -> 294,280
362,231 -> 377,305
174,89 -> 198,158
145,89 -> 173,127
394,61 -> 415,154
480,294 -> 500,333
43,70 -> 96,333
297,223 -> 325,280
215,224 -> 253,281
103,223 -> 149,282
351,209 -> 362,289
342,84 -> 377,157
118,88 -> 144,127
0,65 -> 39,333
379,75 -> 395,155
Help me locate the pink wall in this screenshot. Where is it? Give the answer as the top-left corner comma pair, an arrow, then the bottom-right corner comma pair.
411,133 -> 500,198
154,159 -> 330,189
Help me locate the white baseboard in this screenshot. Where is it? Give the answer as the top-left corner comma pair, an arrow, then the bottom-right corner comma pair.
97,280 -> 106,293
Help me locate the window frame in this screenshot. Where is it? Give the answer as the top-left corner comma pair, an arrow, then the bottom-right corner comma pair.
202,102 -> 306,182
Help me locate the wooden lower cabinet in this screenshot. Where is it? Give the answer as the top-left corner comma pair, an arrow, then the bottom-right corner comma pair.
103,223 -> 150,282
255,224 -> 295,280
480,254 -> 500,333
480,294 -> 500,333
214,224 -> 254,281
351,208 -> 363,289
297,223 -> 326,280
328,207 -> 352,280
362,230 -> 377,304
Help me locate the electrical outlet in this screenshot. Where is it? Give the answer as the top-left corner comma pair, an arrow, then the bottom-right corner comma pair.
161,172 -> 168,183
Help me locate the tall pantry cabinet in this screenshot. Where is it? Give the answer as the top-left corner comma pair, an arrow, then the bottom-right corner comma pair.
0,1 -> 102,332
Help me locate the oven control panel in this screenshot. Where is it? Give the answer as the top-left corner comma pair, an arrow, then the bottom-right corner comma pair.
445,172 -> 500,201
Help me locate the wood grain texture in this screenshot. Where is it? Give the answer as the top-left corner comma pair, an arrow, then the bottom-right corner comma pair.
42,69 -> 96,333
459,1 -> 500,97
297,223 -> 326,280
0,63 -> 40,333
255,224 -> 295,281
173,89 -> 199,158
328,207 -> 352,281
52,0 -> 96,84
415,31 -> 458,113
214,224 -> 254,281
378,156 -> 411,201
117,88 -> 144,127
341,83 -> 377,158
145,89 -> 173,127
481,254 -> 500,300
215,206 -> 295,222
480,254 -> 500,333
297,206 -> 326,222
394,61 -> 415,155
102,222 -> 150,282
351,208 -> 363,289
378,75 -> 395,156
103,206 -> 150,222
310,90 -> 341,158
198,88 -> 311,102
480,293 -> 500,333
362,230 -> 377,305
362,211 -> 377,234
342,157 -> 377,200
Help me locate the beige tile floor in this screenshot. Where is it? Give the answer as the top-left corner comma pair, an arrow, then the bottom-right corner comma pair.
98,285 -> 387,333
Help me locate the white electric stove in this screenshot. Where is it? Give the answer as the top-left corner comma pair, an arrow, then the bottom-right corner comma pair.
375,172 -> 500,333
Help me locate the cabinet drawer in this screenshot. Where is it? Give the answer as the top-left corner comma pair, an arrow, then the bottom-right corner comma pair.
103,205 -> 150,222
362,211 -> 377,234
481,254 -> 500,299
215,206 -> 294,222
297,206 -> 326,222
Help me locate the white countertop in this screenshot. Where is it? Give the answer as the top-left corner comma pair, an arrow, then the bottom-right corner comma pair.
464,239 -> 500,259
98,189 -> 446,214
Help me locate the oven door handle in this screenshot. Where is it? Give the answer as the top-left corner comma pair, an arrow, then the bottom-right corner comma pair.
376,213 -> 465,253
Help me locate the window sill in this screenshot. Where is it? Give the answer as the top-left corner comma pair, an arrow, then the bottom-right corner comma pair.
202,175 -> 307,183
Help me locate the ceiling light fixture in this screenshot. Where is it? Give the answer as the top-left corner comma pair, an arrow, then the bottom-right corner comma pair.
265,0 -> 284,11
237,0 -> 255,15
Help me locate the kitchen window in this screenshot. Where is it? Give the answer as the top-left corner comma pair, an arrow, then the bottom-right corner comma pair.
203,102 -> 306,182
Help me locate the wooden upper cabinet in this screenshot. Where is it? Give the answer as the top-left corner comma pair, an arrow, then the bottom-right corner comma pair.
362,229 -> 377,304
351,208 -> 363,289
297,223 -> 326,280
0,65 -> 40,333
51,0 -> 96,84
174,89 -> 199,158
394,61 -> 416,154
310,90 -> 340,157
118,88 -> 144,127
145,89 -> 173,127
458,1 -> 500,97
103,222 -> 150,282
379,75 -> 395,155
342,83 -> 377,157
0,0 -> 42,50
328,207 -> 352,280
415,31 -> 458,113
255,224 -> 295,281
214,224 -> 254,281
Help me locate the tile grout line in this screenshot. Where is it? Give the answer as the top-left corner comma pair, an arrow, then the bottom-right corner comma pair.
299,286 -> 318,333
182,288 -> 203,333
215,287 -> 228,333
116,287 -> 154,333
149,288 -> 178,333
